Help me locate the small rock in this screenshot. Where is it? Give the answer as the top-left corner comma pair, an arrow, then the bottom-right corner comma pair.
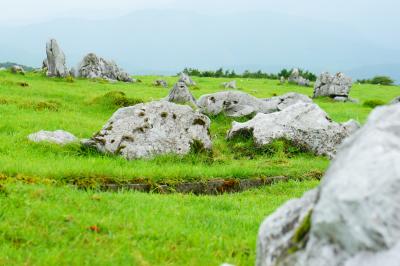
222,80 -> 237,89
154,79 -> 168,88
288,69 -> 310,87
28,130 -> 77,145
179,72 -> 196,86
11,65 -> 25,75
167,81 -> 197,105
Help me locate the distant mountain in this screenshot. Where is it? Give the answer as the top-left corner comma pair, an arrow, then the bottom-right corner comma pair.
0,10 -> 399,81
0,62 -> 34,71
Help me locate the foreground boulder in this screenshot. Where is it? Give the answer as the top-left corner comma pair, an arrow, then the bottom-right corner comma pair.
46,39 -> 68,77
288,69 -> 310,87
85,101 -> 212,159
256,103 -> 400,266
179,72 -> 196,86
313,72 -> 352,99
222,80 -> 237,89
390,96 -> 400,105
28,130 -> 77,145
78,53 -> 133,82
10,65 -> 25,75
227,103 -> 359,158
197,91 -> 312,117
167,81 -> 197,105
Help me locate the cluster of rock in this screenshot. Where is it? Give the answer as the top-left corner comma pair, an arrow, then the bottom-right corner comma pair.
77,53 -> 134,82
313,72 -> 353,101
228,103 -> 359,158
288,69 -> 310,87
10,65 -> 25,75
196,91 -> 312,118
42,39 -> 133,82
82,101 -> 212,160
256,103 -> 400,266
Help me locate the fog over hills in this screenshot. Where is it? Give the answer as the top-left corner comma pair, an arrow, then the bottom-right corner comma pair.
0,9 -> 399,81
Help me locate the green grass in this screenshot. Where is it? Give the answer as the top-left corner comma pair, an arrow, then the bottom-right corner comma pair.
0,180 -> 318,266
2,71 -> 398,184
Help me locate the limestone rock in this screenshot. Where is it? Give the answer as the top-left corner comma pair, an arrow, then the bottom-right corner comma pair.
28,130 -> 77,145
197,91 -> 312,118
86,101 -> 212,160
313,72 -> 352,98
222,80 -> 237,89
288,69 -> 310,87
280,76 -> 286,84
11,65 -> 25,75
46,39 -> 68,77
167,81 -> 197,105
154,79 -> 168,88
179,72 -> 196,86
78,53 -> 133,82
390,96 -> 400,105
42,58 -> 48,69
256,103 -> 400,266
227,103 -> 359,158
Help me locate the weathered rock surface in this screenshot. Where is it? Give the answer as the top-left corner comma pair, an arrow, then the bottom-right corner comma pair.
28,130 -> 77,145
197,91 -> 312,118
228,103 -> 359,158
46,39 -> 68,77
256,103 -> 400,266
11,65 -> 25,74
154,79 -> 168,88
390,96 -> 400,105
78,53 -> 133,82
313,72 -> 352,98
288,69 -> 310,87
222,80 -> 237,89
85,101 -> 212,160
179,72 -> 196,86
42,58 -> 48,70
167,81 -> 197,105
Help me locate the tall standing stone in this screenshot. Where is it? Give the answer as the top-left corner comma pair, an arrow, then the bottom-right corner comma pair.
46,39 -> 68,77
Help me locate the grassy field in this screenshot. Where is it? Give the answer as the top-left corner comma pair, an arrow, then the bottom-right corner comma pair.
1,70 -> 399,265
2,71 -> 399,185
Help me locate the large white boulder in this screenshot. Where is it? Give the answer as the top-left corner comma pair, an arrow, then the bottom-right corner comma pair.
227,103 -> 359,158
85,101 -> 212,160
46,39 -> 68,77
313,72 -> 352,98
78,53 -> 133,82
256,103 -> 400,266
197,91 -> 312,118
28,130 -> 77,145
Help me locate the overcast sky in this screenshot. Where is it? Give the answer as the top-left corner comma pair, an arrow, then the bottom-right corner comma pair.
2,0 -> 399,24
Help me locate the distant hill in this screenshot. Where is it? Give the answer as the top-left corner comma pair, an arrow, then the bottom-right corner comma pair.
0,9 -> 399,81
0,62 -> 34,71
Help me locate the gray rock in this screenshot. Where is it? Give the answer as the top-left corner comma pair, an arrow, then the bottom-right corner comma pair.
197,91 -> 312,118
154,79 -> 168,88
390,96 -> 400,105
10,65 -> 25,74
179,72 -> 196,86
69,67 -> 76,78
256,103 -> 400,266
167,81 -> 197,105
227,103 -> 359,158
288,69 -> 310,87
86,101 -> 212,160
222,80 -> 237,89
78,53 -> 133,82
28,130 -> 77,145
42,58 -> 48,69
46,39 -> 68,77
314,72 -> 352,98
280,76 -> 286,84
